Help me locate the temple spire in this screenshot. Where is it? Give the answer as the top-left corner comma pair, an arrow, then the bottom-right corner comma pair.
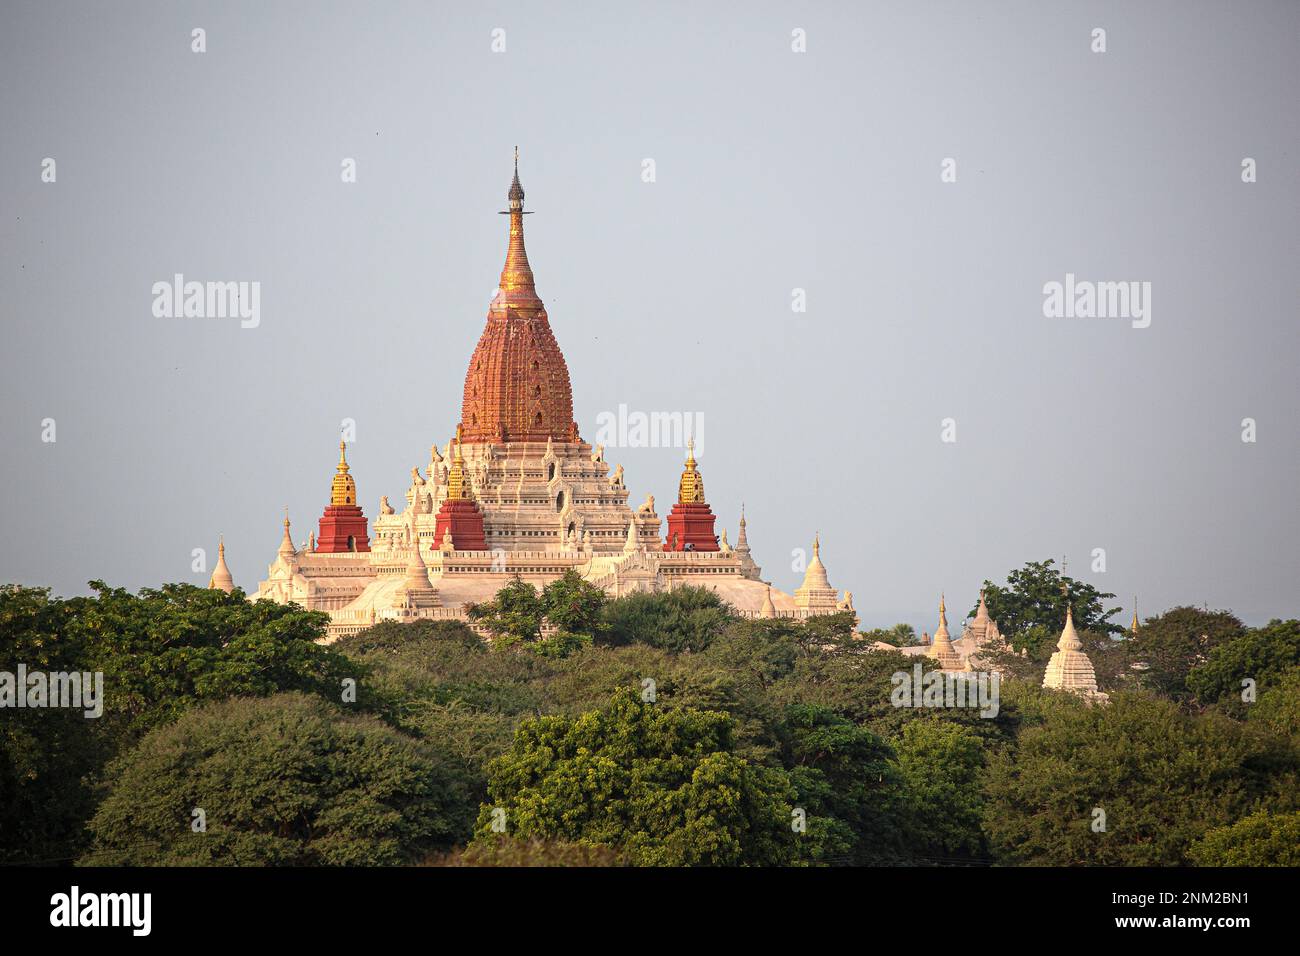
208,536 -> 234,593
497,148 -> 537,302
278,511 -> 296,557
678,437 -> 705,503
1058,603 -> 1082,651
1130,597 -> 1139,635
331,440 -> 357,506
1043,601 -> 1106,700
928,593 -> 964,670
447,426 -> 470,500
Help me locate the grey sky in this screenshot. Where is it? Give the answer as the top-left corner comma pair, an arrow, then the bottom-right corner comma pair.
1,0 -> 1296,634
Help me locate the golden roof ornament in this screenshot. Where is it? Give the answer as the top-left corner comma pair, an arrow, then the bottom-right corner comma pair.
447,425 -> 471,500
678,437 -> 705,503
331,440 -> 357,506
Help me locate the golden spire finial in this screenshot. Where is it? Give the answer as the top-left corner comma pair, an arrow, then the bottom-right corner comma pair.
678,438 -> 705,503
813,533 -> 820,558
330,439 -> 358,506
447,426 -> 470,500
940,592 -> 946,614
1131,597 -> 1139,634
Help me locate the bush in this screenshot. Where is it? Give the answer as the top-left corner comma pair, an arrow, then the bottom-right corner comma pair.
82,693 -> 475,865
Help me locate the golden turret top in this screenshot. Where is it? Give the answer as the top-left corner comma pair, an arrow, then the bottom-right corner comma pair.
330,440 -> 357,506
678,437 -> 706,503
447,425 -> 471,500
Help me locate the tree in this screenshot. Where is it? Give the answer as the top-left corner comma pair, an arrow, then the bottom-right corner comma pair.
977,560 -> 1122,652
82,692 -> 475,866
466,577 -> 544,645
600,586 -> 734,653
1191,810 -> 1300,866
0,582 -> 364,865
69,581 -> 364,734
1187,619 -> 1300,706
860,623 -> 919,647
892,719 -> 987,860
983,692 -> 1291,865
1128,606 -> 1246,699
473,689 -> 798,865
467,572 -> 607,657
778,704 -> 906,864
0,586 -> 107,864
1248,667 -> 1300,741
429,837 -> 630,867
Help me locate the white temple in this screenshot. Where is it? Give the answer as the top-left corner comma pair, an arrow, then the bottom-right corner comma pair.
213,158 -> 851,641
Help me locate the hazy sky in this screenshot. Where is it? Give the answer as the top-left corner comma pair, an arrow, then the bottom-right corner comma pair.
2,0 -> 1296,633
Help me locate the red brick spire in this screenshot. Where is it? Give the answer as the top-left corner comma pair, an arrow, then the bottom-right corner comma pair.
460,150 -> 578,444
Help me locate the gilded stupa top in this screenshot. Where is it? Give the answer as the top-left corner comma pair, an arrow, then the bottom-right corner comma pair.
678,438 -> 706,503
446,426 -> 471,500
330,441 -> 357,506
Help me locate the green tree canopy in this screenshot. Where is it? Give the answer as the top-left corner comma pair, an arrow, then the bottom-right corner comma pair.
599,585 -> 735,653
892,719 -> 987,860
1,582 -> 363,864
1128,606 -> 1246,699
983,692 -> 1292,865
467,571 -> 608,657
1190,809 -> 1300,866
977,560 -> 1122,652
83,692 -> 475,866
473,688 -> 798,865
1187,619 -> 1300,706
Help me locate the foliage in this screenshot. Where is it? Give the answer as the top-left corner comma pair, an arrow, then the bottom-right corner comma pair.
1187,619 -> 1300,706
1128,606 -> 1246,699
978,560 -> 1122,651
0,582 -> 361,865
467,571 -> 608,657
6,571 -> 1300,868
82,692 -> 474,865
982,692 -> 1293,865
860,623 -> 919,647
892,719 -> 986,859
599,585 -> 734,653
472,688 -> 798,866
1190,809 -> 1300,866
1248,666 -> 1300,741
430,837 -> 630,867
778,703 -> 906,864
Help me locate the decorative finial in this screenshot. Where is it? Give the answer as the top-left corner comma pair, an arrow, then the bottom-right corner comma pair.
813,533 -> 820,558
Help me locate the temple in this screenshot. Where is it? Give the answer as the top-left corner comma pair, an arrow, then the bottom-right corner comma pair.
245,154 -> 850,640
882,590 -> 1012,672
1042,603 -> 1108,701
